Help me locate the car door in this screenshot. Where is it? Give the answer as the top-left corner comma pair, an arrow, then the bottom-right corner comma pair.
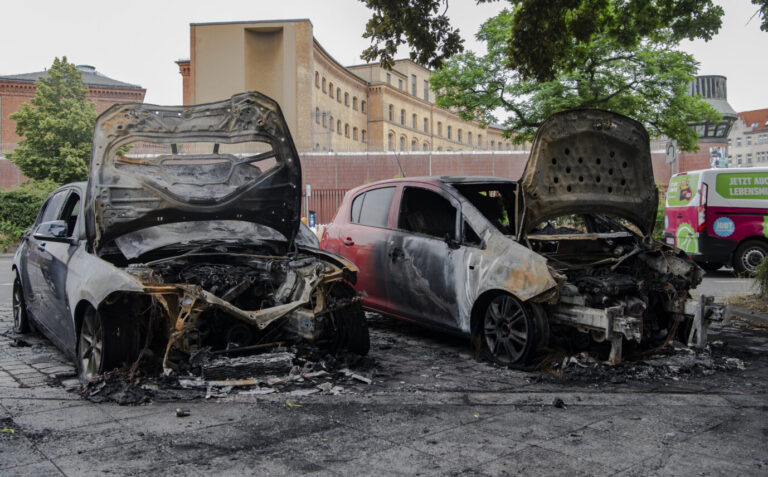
25,190 -> 69,320
385,185 -> 462,330
32,189 -> 82,349
325,186 -> 397,313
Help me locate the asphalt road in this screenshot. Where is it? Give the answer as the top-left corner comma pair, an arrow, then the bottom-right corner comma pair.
0,254 -> 767,475
0,255 -> 756,306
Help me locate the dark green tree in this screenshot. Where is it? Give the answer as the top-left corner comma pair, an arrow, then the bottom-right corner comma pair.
429,9 -> 720,151
8,57 -> 97,183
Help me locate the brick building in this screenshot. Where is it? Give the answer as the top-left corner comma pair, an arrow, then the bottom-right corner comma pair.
0,65 -> 146,187
175,19 -> 525,154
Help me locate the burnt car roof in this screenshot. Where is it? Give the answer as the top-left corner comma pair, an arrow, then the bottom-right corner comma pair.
85,92 -> 302,254
520,109 -> 658,236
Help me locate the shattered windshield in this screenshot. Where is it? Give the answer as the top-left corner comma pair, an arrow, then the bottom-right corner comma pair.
114,220 -> 287,259
453,183 -> 517,235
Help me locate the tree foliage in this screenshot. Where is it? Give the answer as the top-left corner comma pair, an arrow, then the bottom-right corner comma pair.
429,9 -> 720,151
8,57 -> 97,184
754,0 -> 768,31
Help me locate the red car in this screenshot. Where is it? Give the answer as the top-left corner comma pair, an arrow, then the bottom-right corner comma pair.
321,110 -> 725,366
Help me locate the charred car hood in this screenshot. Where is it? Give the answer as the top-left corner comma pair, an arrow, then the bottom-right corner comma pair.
86,92 -> 301,254
520,110 -> 658,236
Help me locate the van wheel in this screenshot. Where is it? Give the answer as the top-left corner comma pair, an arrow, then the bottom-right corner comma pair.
733,240 -> 768,275
480,293 -> 536,367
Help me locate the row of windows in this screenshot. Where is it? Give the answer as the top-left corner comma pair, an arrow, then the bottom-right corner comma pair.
732,134 -> 768,148
385,72 -> 430,102
731,151 -> 768,165
314,108 -> 366,141
315,72 -> 367,113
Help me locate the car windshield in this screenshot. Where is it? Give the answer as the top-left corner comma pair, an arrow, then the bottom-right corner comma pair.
114,220 -> 287,259
453,182 -> 517,235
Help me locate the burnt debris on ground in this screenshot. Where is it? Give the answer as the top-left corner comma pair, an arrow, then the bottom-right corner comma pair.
77,346 -> 377,405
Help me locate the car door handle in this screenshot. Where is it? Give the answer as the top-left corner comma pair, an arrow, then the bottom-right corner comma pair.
37,243 -> 46,251
676,214 -> 683,218
343,237 -> 355,246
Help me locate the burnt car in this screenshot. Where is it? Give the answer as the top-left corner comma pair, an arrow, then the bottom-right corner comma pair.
321,110 -> 725,365
12,92 -> 369,380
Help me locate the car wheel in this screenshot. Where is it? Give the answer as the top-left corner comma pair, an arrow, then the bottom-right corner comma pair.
733,240 -> 768,275
12,276 -> 30,334
481,293 -> 536,367
329,284 -> 370,355
77,307 -> 106,381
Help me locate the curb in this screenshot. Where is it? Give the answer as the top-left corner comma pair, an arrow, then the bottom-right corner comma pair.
729,304 -> 768,327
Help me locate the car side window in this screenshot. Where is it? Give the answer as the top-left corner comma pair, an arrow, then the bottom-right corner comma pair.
58,192 -> 81,237
463,220 -> 482,246
398,187 -> 457,239
351,187 -> 395,228
38,191 -> 68,224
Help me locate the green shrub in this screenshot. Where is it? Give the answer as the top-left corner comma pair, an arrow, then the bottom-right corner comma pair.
0,180 -> 58,251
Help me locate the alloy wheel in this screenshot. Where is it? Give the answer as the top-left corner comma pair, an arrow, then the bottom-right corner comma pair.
483,294 -> 530,364
78,308 -> 104,380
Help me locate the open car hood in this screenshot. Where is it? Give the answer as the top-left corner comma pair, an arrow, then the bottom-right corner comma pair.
86,92 -> 301,254
520,109 -> 658,236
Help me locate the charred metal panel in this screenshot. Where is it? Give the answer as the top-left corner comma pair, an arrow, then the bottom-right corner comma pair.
521,110 -> 658,236
86,92 -> 302,253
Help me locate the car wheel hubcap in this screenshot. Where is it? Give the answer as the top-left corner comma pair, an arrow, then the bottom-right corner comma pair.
742,247 -> 765,273
12,281 -> 22,330
484,295 -> 528,364
79,310 -> 103,379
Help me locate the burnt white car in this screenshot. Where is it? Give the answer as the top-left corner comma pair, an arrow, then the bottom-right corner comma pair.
12,92 -> 369,380
322,110 -> 725,366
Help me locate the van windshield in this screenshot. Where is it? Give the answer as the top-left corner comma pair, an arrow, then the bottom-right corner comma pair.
667,173 -> 700,207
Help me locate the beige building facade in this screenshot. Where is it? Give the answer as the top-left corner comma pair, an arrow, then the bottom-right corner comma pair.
177,19 -> 521,153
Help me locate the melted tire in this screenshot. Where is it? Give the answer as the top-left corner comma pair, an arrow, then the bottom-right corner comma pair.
329,284 -> 370,356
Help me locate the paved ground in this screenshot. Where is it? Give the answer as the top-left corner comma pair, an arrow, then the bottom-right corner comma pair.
1,255 -> 767,476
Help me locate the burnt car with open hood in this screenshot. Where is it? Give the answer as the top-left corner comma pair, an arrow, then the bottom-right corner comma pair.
321,110 -> 726,366
12,92 -> 369,380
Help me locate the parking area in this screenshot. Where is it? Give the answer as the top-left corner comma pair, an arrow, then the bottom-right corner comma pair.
1,255 -> 767,476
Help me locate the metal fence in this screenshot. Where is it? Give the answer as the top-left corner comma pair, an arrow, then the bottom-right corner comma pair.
301,188 -> 348,224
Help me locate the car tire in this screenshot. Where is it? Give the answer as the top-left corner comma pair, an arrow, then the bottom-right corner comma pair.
329,284 -> 370,356
12,275 -> 30,334
480,293 -> 536,367
697,261 -> 723,272
733,240 -> 768,275
77,306 -> 136,381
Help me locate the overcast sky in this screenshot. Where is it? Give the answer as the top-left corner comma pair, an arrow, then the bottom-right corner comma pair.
1,0 -> 764,112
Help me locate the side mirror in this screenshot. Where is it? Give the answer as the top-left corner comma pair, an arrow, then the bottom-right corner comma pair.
33,220 -> 73,243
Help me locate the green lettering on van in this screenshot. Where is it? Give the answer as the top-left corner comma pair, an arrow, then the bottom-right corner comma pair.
716,172 -> 768,199
667,173 -> 699,206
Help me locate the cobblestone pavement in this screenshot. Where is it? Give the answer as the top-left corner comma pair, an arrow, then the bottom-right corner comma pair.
1,298 -> 767,476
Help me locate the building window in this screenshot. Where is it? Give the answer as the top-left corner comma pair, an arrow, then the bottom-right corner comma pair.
747,136 -> 752,146
424,118 -> 428,132
398,78 -> 403,90
498,142 -> 502,151
490,140 -> 495,149
411,139 -> 417,151
322,112 -> 326,128
361,129 -> 366,142
477,134 -> 482,147
747,153 -> 753,164
388,104 -> 394,121
337,120 -> 342,135
344,93 -> 349,106
422,143 -> 428,151
388,133 -> 394,151
361,101 -> 366,113
330,116 -> 334,131
400,109 -> 405,125
737,154 -> 742,165
412,113 -> 417,128
467,132 -> 472,145
336,88 -> 341,102
353,97 -> 358,110
458,129 -> 462,143
400,136 -> 405,151
345,124 -> 350,137
315,72 -> 319,87
411,74 -> 417,95
447,126 -> 452,139
386,73 -> 391,84
506,143 -> 511,150
437,122 -> 442,136
737,137 -> 742,147
423,80 -> 429,102
329,83 -> 334,98
437,146 -> 443,151
353,127 -> 358,140
322,78 -> 326,93
315,107 -> 320,124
